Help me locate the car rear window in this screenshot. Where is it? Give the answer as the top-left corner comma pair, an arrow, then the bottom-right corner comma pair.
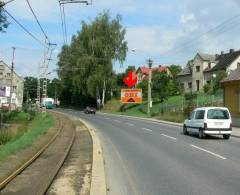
207,109 -> 230,119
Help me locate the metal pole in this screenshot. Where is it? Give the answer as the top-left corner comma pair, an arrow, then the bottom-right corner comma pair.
147,58 -> 153,117
10,47 -> 16,111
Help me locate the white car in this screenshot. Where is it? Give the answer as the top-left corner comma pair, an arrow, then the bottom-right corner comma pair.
183,107 -> 232,139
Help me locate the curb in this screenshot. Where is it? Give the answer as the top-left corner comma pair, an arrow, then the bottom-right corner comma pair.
77,118 -> 106,195
99,112 -> 240,138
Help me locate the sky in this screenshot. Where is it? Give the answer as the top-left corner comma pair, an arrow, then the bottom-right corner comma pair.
1,0 -> 240,78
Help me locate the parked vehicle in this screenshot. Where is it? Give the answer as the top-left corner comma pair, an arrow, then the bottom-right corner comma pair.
84,106 -> 96,114
183,107 -> 232,139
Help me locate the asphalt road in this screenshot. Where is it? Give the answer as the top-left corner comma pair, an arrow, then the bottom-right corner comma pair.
59,109 -> 240,195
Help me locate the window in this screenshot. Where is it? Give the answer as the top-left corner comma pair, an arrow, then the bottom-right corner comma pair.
196,66 -> 200,72
7,73 -> 11,77
12,86 -> 17,92
196,80 -> 200,91
207,109 -> 230,119
208,62 -> 211,69
238,63 -> 240,69
0,72 -> 3,75
190,111 -> 195,120
195,110 -> 205,120
188,82 -> 192,89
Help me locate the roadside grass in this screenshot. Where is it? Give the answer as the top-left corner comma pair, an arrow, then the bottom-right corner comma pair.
102,92 -> 223,122
0,114 -> 55,160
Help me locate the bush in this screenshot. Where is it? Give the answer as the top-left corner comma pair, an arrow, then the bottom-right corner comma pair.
0,130 -> 12,145
203,83 -> 211,93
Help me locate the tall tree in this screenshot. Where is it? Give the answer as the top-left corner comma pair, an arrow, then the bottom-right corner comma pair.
23,77 -> 38,102
152,72 -> 170,102
0,1 -> 9,32
58,11 -> 128,107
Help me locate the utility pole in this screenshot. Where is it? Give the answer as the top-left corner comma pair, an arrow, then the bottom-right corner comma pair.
102,80 -> 106,107
147,58 -> 153,117
10,47 -> 16,111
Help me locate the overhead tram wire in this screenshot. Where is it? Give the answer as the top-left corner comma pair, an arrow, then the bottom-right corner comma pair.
25,0 -> 50,44
2,8 -> 45,47
165,13 -> 240,56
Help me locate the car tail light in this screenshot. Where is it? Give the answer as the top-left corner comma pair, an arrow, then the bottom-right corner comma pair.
204,122 -> 208,129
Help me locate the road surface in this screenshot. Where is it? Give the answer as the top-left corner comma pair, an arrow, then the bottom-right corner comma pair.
60,109 -> 240,195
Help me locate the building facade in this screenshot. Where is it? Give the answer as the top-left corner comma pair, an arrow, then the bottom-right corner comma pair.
221,68 -> 240,127
177,49 -> 240,93
0,60 -> 24,109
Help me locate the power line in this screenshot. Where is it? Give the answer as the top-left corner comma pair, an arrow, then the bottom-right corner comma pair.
25,0 -> 50,43
3,8 -> 45,47
167,14 -> 240,55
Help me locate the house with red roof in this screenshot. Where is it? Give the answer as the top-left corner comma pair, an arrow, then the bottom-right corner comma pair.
135,65 -> 172,84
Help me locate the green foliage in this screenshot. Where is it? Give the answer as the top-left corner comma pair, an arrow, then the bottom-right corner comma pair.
203,83 -> 211,93
169,65 -> 182,77
23,77 -> 38,102
212,71 -> 227,93
136,80 -> 148,100
152,72 -> 170,102
58,11 -> 127,107
0,114 -> 55,160
47,78 -> 63,99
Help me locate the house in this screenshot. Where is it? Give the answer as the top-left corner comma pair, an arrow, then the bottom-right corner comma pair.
177,49 -> 240,93
0,60 -> 24,109
221,68 -> 240,126
136,65 -> 172,84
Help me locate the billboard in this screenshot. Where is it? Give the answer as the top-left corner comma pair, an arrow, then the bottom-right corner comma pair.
121,89 -> 142,104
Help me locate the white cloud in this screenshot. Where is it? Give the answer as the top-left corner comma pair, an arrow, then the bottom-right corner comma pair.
126,26 -> 183,55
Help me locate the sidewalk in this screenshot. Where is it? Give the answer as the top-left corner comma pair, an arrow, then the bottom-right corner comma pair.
232,127 -> 240,138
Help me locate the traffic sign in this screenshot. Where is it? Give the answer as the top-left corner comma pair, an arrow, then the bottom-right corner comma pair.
123,71 -> 138,88
121,89 -> 142,104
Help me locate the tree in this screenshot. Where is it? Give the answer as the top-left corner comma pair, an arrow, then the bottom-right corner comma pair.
47,78 -> 63,99
169,65 -> 182,77
23,77 -> 38,102
0,1 -> 9,32
152,72 -> 170,102
212,70 -> 227,93
58,11 -> 128,107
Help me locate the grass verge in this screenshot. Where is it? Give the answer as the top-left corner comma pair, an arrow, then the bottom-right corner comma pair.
0,114 -> 55,160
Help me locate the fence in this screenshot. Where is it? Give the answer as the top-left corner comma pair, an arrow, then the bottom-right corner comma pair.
158,94 -> 223,114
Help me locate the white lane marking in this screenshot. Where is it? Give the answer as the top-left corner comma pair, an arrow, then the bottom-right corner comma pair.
104,117 -> 110,120
126,122 -> 135,127
190,144 -> 227,160
114,120 -> 121,123
161,134 -> 177,140
142,128 -> 153,132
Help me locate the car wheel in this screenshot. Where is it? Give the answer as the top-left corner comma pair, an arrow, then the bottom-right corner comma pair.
199,129 -> 204,139
183,126 -> 188,135
223,134 -> 230,140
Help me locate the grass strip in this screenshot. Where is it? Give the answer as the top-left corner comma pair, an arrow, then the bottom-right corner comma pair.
0,114 -> 55,160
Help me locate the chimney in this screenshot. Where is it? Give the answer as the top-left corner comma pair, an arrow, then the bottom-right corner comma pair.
221,51 -> 224,55
230,49 -> 234,53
